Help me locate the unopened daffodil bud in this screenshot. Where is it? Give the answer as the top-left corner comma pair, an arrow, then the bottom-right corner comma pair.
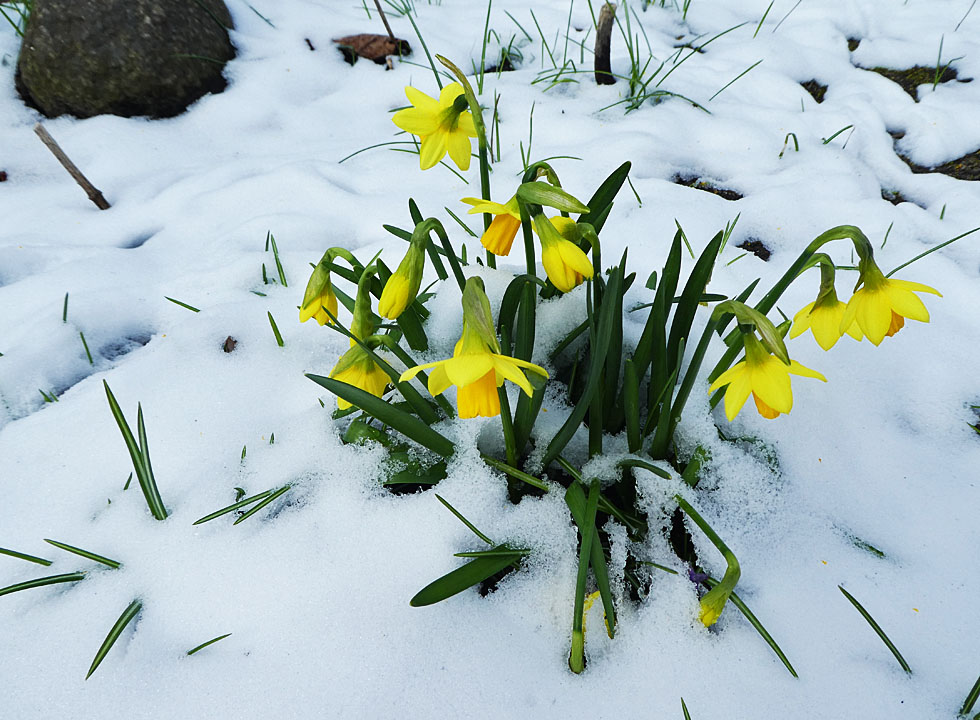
349,267 -> 378,345
329,339 -> 389,410
300,252 -> 338,326
378,240 -> 425,320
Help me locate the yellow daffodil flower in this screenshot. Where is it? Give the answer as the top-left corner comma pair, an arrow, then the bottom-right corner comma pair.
392,83 -> 477,171
790,291 -> 863,351
840,263 -> 941,345
533,215 -> 594,293
399,278 -> 549,418
300,259 -> 338,326
461,195 -> 522,256
709,334 -> 826,421
329,344 -> 389,410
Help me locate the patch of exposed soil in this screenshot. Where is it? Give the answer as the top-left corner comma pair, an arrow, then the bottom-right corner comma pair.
898,148 -> 980,181
863,65 -> 968,100
736,239 -> 771,261
801,79 -> 828,103
847,38 -> 861,52
672,175 -> 743,201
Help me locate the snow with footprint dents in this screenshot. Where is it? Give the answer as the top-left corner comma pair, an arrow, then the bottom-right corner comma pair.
1,1 -> 979,718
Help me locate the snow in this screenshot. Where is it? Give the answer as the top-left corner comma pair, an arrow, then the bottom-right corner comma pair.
2,0 -> 980,718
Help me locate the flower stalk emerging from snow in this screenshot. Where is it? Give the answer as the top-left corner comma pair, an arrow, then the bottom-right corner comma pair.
399,278 -> 548,419
674,495 -> 741,627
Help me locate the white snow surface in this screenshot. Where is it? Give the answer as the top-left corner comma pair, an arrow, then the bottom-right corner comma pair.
2,1 -> 979,718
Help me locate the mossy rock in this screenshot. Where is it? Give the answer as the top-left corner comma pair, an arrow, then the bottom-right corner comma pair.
16,0 -> 236,119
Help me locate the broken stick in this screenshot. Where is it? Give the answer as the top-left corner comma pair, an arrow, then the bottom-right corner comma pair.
33,123 -> 111,210
595,3 -> 617,86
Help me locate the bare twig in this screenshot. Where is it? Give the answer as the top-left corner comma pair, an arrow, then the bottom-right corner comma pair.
33,124 -> 110,210
595,3 -> 617,86
373,0 -> 396,42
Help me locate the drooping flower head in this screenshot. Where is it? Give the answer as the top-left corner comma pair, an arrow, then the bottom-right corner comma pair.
392,82 -> 477,171
461,194 -> 522,256
840,257 -> 941,346
329,343 -> 389,410
349,267 -> 379,346
533,215 -> 594,293
790,257 -> 863,351
709,333 -> 826,421
399,278 -> 549,418
299,252 -> 338,326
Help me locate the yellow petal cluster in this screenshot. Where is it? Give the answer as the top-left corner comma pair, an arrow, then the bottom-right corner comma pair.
535,216 -> 594,293
790,295 -> 862,351
840,274 -> 941,346
400,322 -> 548,419
329,345 -> 389,410
392,83 -> 477,171
299,264 -> 338,326
709,335 -> 826,421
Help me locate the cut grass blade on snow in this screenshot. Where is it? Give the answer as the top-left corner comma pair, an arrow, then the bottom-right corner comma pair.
0,571 -> 87,598
87,599 -> 142,679
44,539 -> 121,569
838,585 -> 911,674
187,633 -> 232,656
267,311 -> 284,347
0,546 -> 53,566
164,296 -> 200,313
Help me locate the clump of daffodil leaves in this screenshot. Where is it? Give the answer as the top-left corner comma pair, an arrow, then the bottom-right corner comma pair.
300,55 -> 946,676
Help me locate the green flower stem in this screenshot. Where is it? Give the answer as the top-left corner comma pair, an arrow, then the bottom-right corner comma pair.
707,225 -> 871,406
675,494 -> 741,625
383,340 -> 456,418
569,479 -> 600,674
497,388 -> 518,468
437,55 -> 495,269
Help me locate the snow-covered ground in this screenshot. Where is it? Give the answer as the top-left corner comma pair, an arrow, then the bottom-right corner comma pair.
1,1 -> 979,717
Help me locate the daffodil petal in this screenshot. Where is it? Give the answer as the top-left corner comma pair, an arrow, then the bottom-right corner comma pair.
481,214 -> 521,255
457,370 -> 500,418
789,302 -> 814,339
855,290 -> 891,345
492,356 -> 534,397
708,361 -> 746,393
392,107 -> 440,136
399,360 -> 445,383
456,111 -> 477,137
461,198 -> 512,215
438,82 -> 465,106
808,304 -> 845,351
748,358 -> 793,414
419,132 -> 448,170
557,239 -> 595,279
886,285 -> 931,323
787,360 -> 827,382
888,278 -> 942,296
405,85 -> 439,112
446,130 -> 472,171
427,364 -> 452,396
443,353 -> 494,388
723,372 -> 753,421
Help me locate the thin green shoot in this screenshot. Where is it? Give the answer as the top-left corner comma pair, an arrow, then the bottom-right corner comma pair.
720,213 -> 741,252
657,23 -> 747,88
777,132 -> 799,159
682,698 -> 692,720
79,331 -> 94,365
0,546 -> 53,566
529,9 -> 556,68
187,633 -> 232,656
638,560 -> 679,574
269,432 -> 275,444
233,484 -> 291,524
931,36 -> 963,90
445,206 -> 479,238
435,494 -> 494,545
267,311 -> 284,347
881,221 -> 894,249
39,389 -> 58,403
886,226 -> 979,276
822,125 -> 854,145
192,489 -> 283,525
123,472 -> 133,490
771,0 -> 802,33
476,0 -> 492,94
246,3 -> 275,27
626,175 -> 643,205
0,571 -> 86,598
44,539 -> 121,569
682,0 -> 692,21
241,445 -> 247,460
675,220 -> 695,258
753,1 -> 773,38
267,231 -> 287,286
561,0 -> 574,64
504,9 -> 533,41
961,673 -> 980,716
709,59 -> 763,101
62,292 -> 68,322
403,7 -> 442,89
838,585 -> 911,673
940,203 -> 947,220
956,0 -> 977,31
519,101 -> 535,171
87,599 -> 142,679
165,296 -> 200,312
492,91 -> 501,162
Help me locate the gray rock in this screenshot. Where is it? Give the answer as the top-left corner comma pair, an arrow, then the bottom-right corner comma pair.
16,0 -> 236,119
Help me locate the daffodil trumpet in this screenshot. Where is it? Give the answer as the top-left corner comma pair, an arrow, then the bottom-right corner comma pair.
674,494 -> 741,627
532,214 -> 595,293
399,278 -> 549,419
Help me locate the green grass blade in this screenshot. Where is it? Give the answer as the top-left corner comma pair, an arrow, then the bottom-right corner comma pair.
87,599 -> 142,679
164,296 -> 200,312
838,585 -> 911,673
682,698 -> 692,720
136,404 -> 168,520
435,494 -> 494,545
232,485 -> 291,525
617,457 -> 672,479
702,576 -> 798,677
187,633 -> 232,656
80,331 -> 94,365
267,311 -> 284,347
568,480 -> 601,672
454,548 -> 530,558
481,454 -> 550,491
666,230 -> 724,377
192,488 -> 278,525
961,673 -> 980,716
624,359 -> 641,452
268,232 -> 287,286
105,382 -> 167,521
410,550 -> 520,607
307,374 -> 455,457
0,546 -> 53,566
578,161 -> 631,233
44,539 -> 121,569
0,571 -> 87,598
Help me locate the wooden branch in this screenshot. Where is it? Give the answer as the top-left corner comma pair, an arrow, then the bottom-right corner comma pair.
595,3 -> 617,86
373,0 -> 396,42
33,123 -> 111,210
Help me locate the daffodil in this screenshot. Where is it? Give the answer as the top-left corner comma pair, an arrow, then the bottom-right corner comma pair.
378,240 -> 425,320
399,278 -> 549,419
300,256 -> 338,326
840,261 -> 941,345
392,82 -> 477,171
533,215 -> 594,293
461,194 -> 522,255
790,290 -> 863,351
709,334 -> 826,421
329,344 -> 389,410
